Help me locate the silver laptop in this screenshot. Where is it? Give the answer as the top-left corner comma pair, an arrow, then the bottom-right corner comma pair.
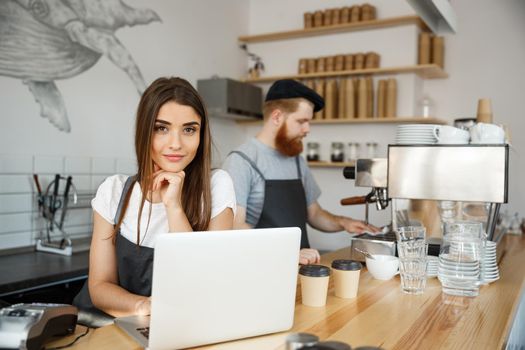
115,227 -> 301,350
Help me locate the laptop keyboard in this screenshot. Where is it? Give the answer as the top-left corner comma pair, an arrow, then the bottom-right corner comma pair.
137,326 -> 150,339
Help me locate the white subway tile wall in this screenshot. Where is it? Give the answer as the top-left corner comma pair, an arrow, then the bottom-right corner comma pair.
91,157 -> 116,174
33,156 -> 64,174
0,154 -> 136,251
64,156 -> 92,174
0,155 -> 33,174
116,159 -> 137,175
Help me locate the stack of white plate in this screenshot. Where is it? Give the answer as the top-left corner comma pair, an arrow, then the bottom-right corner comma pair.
426,256 -> 439,278
438,254 -> 480,284
481,241 -> 499,284
395,124 -> 439,144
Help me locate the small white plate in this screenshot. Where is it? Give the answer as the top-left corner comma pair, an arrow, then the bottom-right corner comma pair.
439,267 -> 480,275
482,271 -> 500,276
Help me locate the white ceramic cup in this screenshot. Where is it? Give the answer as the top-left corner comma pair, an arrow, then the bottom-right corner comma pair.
433,125 -> 470,144
470,123 -> 505,144
366,255 -> 399,280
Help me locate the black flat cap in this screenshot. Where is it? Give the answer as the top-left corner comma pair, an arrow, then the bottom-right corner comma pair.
265,79 -> 324,112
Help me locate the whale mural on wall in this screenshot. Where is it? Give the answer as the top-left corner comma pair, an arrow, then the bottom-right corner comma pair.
0,0 -> 161,132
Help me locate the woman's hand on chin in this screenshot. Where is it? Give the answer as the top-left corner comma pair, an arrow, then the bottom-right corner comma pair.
152,170 -> 185,209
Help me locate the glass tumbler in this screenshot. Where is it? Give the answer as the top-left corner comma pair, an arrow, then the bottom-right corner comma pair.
395,226 -> 427,295
438,221 -> 483,297
347,142 -> 360,161
438,201 -> 459,228
365,142 -> 378,158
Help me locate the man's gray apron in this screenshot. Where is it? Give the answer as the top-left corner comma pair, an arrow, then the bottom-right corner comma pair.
73,176 -> 153,327
230,151 -> 310,249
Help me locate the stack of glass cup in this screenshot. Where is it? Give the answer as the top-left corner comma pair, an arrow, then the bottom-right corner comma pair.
395,226 -> 428,295
438,221 -> 483,297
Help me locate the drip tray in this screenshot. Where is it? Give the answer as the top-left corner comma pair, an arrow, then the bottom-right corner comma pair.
350,232 -> 441,262
350,232 -> 396,262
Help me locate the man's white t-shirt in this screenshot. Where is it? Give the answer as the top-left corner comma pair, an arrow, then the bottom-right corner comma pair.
91,169 -> 236,247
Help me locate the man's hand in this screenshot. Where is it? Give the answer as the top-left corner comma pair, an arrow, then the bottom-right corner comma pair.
339,217 -> 381,234
299,248 -> 321,265
307,202 -> 380,234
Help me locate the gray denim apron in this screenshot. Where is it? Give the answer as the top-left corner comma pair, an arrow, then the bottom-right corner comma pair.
230,151 -> 310,248
73,176 -> 154,327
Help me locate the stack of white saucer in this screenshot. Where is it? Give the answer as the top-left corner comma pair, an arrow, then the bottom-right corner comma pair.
395,124 -> 439,144
426,256 -> 439,278
481,241 -> 499,284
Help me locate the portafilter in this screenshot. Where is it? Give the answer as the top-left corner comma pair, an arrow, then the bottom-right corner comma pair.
341,158 -> 389,224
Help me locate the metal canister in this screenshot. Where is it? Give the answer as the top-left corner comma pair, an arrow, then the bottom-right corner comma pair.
331,142 -> 345,162
285,333 -> 319,350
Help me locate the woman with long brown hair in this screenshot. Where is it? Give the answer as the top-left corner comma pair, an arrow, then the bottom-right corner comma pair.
73,77 -> 235,323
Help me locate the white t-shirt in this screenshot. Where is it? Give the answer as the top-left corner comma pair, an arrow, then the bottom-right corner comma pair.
92,169 -> 236,247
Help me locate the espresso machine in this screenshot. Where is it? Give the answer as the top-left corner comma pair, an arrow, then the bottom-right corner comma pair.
343,144 -> 509,262
387,144 -> 509,244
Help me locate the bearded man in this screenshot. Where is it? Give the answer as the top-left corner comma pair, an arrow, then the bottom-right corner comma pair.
222,79 -> 378,265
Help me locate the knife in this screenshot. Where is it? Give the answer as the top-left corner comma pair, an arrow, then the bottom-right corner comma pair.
49,174 -> 61,233
33,174 -> 44,214
59,176 -> 72,230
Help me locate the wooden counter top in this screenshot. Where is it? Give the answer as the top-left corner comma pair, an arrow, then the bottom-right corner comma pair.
46,235 -> 525,350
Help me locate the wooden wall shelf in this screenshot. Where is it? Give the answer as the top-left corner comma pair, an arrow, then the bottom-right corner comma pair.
244,64 -> 447,83
308,161 -> 355,168
238,15 -> 428,43
236,117 -> 448,126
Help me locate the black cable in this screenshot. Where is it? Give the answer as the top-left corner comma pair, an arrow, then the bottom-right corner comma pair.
47,326 -> 90,350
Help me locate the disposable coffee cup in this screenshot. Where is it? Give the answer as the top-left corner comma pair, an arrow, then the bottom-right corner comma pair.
476,98 -> 493,124
299,265 -> 331,307
331,259 -> 362,298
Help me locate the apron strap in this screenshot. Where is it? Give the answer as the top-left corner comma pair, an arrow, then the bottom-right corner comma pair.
295,156 -> 302,179
113,175 -> 136,224
228,151 -> 266,180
